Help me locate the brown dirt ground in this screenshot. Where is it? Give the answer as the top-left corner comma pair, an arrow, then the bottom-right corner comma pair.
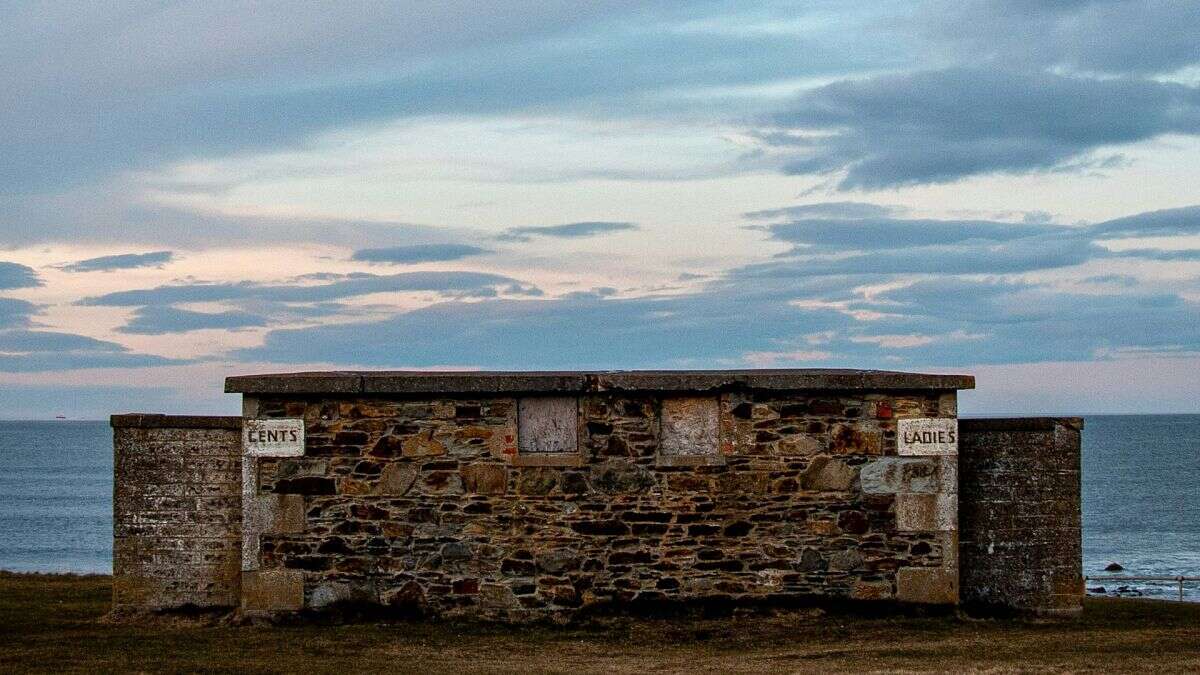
1,572 -> 1198,674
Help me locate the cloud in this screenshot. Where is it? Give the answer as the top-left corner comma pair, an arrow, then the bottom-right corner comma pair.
57,250 -> 173,272
78,271 -> 541,306
848,330 -> 983,349
1088,204 -> 1200,238
117,306 -> 267,335
739,204 -> 1200,278
742,349 -> 834,367
0,330 -> 123,353
743,201 -> 902,221
64,204 -> 1200,378
230,268 -> 1200,371
873,278 -> 1036,323
351,244 -> 490,264
761,217 -> 1074,252
1112,249 -> 1200,262
0,329 -> 185,371
0,201 -> 488,248
0,298 -> 38,329
3,2 -> 1194,207
737,236 -> 1101,277
30,201 -> 1177,404
234,291 -> 854,369
1,2 -> 1197,418
1,2 -> 657,192
496,221 -> 639,242
932,1 -> 1200,76
861,276 -> 1200,365
766,68 -> 1200,189
0,2 -> 878,195
0,262 -> 41,289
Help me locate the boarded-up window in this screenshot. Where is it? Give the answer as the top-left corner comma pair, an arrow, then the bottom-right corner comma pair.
515,397 -> 579,465
659,397 -> 722,465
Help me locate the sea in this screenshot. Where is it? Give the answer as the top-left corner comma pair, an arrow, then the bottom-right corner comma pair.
1,415 -> 1197,601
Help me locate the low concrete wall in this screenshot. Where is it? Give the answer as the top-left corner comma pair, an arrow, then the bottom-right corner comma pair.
959,417 -> 1084,617
111,414 -> 242,613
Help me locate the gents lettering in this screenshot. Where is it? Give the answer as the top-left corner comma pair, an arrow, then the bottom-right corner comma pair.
246,420 -> 303,452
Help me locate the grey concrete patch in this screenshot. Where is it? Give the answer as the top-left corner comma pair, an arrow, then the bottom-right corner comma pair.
241,461 -> 261,571
660,397 -> 720,457
896,566 -> 957,604
242,569 -> 304,613
896,493 -> 957,532
860,457 -> 946,494
518,397 -> 578,454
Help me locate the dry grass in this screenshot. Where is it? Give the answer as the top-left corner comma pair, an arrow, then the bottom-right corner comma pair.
1,572 -> 1198,673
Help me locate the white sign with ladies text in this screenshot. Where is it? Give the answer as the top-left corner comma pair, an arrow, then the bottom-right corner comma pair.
897,418 -> 957,456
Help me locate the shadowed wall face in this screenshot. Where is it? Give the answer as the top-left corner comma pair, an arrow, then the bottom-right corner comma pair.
233,374 -> 964,621
111,415 -> 242,613
959,418 -> 1084,617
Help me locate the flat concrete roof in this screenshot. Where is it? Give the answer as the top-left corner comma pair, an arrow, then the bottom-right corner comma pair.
111,413 -> 242,429
960,417 -> 1083,432
225,369 -> 974,395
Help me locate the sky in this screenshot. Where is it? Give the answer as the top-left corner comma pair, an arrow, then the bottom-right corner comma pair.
1,0 -> 1198,418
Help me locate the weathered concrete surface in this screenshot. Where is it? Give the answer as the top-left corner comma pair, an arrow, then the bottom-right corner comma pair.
959,417 -> 1084,617
517,397 -> 578,454
226,369 -> 975,395
111,414 -> 241,430
659,396 -> 723,466
896,567 -> 958,604
242,569 -> 304,613
895,494 -> 957,532
111,415 -> 241,613
860,457 -> 956,494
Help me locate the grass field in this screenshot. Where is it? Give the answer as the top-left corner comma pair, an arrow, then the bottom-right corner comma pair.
1,573 -> 1198,673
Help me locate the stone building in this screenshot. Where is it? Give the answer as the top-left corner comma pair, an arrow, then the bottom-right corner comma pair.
111,369 -> 1083,620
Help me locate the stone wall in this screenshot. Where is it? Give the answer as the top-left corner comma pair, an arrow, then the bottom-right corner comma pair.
238,384 -> 962,621
111,414 -> 242,613
959,417 -> 1084,617
108,372 -> 1099,621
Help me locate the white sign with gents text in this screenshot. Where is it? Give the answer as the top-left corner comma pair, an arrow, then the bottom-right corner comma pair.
243,418 -> 305,457
897,418 -> 957,456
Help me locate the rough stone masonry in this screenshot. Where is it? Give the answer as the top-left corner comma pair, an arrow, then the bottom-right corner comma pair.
111,369 -> 1084,621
